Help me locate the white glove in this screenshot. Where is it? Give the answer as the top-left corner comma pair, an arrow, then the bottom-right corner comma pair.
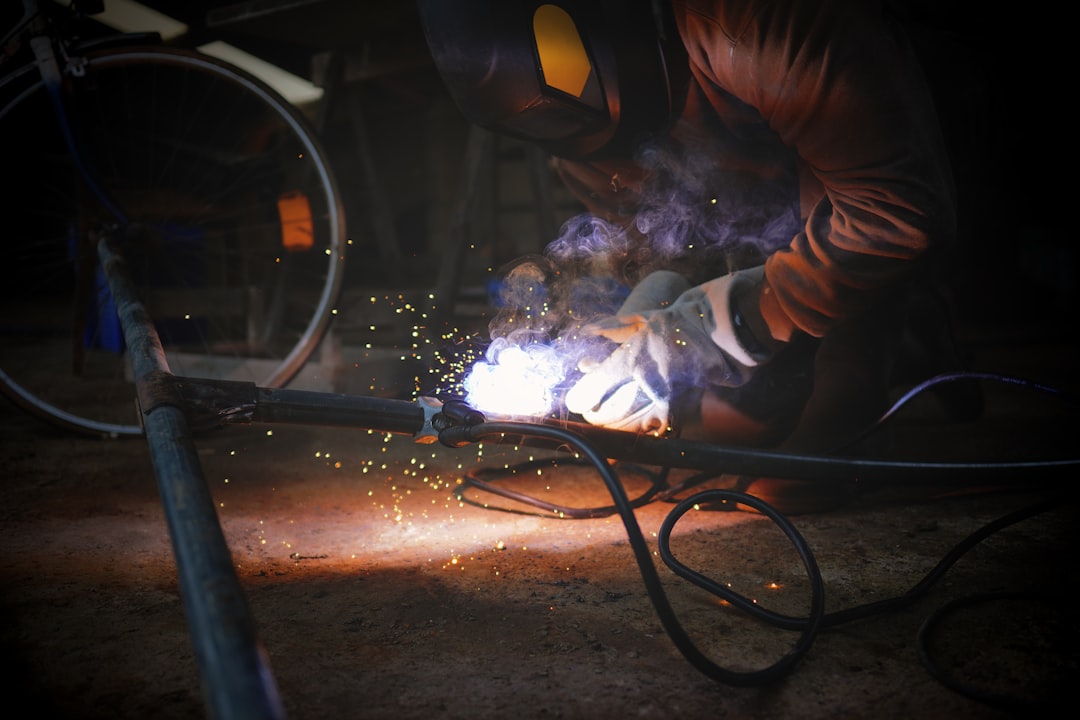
564,267 -> 769,433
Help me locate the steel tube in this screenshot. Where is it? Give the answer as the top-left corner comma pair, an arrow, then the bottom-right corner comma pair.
98,235 -> 285,720
253,386 -> 424,434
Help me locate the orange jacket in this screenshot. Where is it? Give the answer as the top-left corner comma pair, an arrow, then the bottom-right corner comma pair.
553,0 -> 956,341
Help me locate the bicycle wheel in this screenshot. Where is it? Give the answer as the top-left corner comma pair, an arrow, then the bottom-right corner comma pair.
0,45 -> 346,437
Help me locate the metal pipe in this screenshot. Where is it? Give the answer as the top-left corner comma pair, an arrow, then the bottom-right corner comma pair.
98,235 -> 285,720
164,366 -> 1079,488
252,386 -> 425,433
156,363 -> 1080,489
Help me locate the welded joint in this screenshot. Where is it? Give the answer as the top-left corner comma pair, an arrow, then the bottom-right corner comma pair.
137,370 -> 258,431
136,369 -> 185,417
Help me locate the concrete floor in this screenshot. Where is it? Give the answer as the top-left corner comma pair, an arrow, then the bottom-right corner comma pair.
1,321 -> 1078,719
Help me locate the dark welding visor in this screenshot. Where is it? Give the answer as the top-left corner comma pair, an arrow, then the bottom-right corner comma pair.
416,0 -> 687,160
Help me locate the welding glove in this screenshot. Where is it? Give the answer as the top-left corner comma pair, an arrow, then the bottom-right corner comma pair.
564,266 -> 774,433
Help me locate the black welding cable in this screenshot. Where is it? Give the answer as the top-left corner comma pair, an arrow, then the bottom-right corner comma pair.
440,420 -> 827,687
833,370 -> 1079,455
658,490 -> 825,631
440,419 -> 1073,689
435,371 -> 1078,692
457,457 -> 672,519
819,495 -> 1064,627
659,491 -> 1065,632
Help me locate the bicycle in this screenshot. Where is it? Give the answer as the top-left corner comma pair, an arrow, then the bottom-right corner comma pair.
0,0 -> 348,438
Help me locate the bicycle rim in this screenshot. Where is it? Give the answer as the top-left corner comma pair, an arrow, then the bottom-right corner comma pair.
0,46 -> 346,437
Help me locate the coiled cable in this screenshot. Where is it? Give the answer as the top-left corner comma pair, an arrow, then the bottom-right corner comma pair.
438,370 -> 1078,703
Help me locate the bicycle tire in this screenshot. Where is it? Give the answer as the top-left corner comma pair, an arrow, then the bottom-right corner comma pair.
0,44 -> 347,437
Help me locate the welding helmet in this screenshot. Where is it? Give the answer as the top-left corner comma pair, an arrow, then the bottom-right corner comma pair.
416,0 -> 688,160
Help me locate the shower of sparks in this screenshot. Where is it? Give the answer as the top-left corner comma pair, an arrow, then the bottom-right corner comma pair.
341,264 -> 595,422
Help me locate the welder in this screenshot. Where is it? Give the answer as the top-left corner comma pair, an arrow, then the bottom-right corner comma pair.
418,0 -> 977,512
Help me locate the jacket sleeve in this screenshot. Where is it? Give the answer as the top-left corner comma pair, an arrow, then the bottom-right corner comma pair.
674,0 -> 957,339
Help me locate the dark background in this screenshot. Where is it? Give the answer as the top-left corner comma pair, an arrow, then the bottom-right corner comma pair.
58,0 -> 1079,329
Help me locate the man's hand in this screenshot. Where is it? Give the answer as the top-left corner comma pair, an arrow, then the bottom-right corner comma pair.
564,267 -> 772,433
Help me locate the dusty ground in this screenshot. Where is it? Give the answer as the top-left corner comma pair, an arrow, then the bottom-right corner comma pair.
1,331 -> 1078,720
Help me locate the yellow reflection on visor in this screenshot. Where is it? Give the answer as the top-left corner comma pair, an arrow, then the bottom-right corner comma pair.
533,5 -> 592,97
